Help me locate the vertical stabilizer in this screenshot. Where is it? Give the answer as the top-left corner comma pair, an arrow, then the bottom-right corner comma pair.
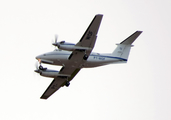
112,31 -> 142,60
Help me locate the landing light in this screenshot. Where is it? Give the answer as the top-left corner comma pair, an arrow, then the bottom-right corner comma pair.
37,59 -> 41,63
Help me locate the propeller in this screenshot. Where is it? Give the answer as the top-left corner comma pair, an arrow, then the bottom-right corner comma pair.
34,61 -> 46,73
52,35 -> 65,49
34,61 -> 40,73
52,35 -> 59,47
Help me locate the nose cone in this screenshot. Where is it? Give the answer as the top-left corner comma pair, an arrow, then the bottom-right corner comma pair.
35,54 -> 44,64
35,52 -> 53,64
36,54 -> 44,60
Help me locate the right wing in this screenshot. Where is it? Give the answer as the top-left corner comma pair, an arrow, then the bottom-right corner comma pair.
40,67 -> 81,99
40,77 -> 66,99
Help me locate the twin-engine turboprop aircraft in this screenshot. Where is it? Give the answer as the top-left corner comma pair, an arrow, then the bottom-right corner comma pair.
35,14 -> 142,99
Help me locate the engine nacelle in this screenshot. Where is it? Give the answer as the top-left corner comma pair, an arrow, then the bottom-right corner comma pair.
59,44 -> 91,51
58,43 -> 75,51
53,42 -> 91,51
35,68 -> 70,78
40,69 -> 59,78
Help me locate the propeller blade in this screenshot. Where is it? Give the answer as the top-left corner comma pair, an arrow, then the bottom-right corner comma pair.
34,61 -> 40,73
55,34 -> 58,43
35,61 -> 39,70
52,34 -> 60,47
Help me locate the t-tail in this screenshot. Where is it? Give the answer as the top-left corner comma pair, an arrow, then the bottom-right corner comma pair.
112,31 -> 142,61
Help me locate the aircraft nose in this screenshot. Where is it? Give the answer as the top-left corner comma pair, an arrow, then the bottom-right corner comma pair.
36,55 -> 40,60
36,54 -> 44,60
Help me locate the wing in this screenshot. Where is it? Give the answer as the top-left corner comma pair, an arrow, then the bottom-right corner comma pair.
40,77 -> 66,99
40,67 -> 81,99
40,14 -> 103,99
75,14 -> 103,55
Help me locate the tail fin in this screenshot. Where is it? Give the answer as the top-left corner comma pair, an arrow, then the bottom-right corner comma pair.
112,31 -> 142,60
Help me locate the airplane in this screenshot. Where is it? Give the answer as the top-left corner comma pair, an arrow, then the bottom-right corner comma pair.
35,14 -> 142,99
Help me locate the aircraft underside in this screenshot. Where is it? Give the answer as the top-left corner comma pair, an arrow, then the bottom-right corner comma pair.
34,14 -> 142,99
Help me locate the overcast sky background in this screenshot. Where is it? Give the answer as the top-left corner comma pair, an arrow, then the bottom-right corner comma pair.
0,0 -> 171,120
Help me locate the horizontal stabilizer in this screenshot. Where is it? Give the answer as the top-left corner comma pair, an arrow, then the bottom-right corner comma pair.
120,31 -> 142,45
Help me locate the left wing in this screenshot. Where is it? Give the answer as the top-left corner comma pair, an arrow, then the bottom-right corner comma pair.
40,14 -> 103,99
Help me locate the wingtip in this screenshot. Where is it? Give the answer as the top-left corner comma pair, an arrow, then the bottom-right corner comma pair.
96,14 -> 103,17
40,96 -> 48,100
136,30 -> 143,33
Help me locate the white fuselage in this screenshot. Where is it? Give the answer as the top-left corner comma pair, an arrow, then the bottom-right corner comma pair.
36,49 -> 127,68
